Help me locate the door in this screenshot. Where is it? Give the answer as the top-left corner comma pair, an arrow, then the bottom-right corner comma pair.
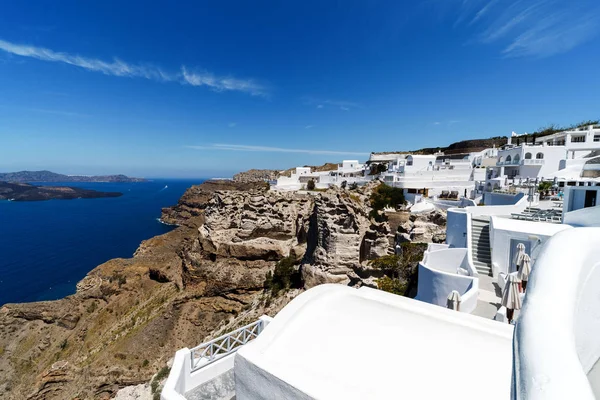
585,190 -> 597,208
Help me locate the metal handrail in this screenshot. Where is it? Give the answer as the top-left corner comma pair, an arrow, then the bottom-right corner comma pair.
190,319 -> 264,371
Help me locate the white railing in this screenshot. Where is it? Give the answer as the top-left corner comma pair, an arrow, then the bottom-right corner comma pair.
521,159 -> 544,165
496,160 -> 521,166
190,319 -> 265,372
162,316 -> 272,400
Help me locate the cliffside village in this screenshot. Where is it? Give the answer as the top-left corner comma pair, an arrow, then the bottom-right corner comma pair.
160,125 -> 600,399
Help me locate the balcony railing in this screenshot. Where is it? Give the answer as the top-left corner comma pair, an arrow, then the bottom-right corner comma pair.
521,159 -> 544,165
496,159 -> 545,166
496,160 -> 520,166
190,319 -> 265,372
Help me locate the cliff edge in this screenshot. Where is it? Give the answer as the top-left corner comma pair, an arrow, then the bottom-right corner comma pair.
0,180 -> 436,399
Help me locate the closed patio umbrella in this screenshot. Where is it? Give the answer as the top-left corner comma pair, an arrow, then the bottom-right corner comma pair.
447,290 -> 461,311
513,243 -> 526,272
502,273 -> 522,324
519,254 -> 532,290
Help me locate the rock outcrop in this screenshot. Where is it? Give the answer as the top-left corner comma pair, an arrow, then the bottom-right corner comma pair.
232,169 -> 280,183
396,210 -> 447,244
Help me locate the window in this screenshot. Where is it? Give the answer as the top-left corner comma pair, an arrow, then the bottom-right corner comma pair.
525,152 -> 532,159
514,154 -> 520,163
506,155 -> 512,163
571,135 -> 586,143
499,156 -> 504,163
536,152 -> 544,159
594,135 -> 600,142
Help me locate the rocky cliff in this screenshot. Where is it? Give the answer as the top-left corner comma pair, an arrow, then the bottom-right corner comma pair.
0,180 -> 438,399
232,169 -> 280,183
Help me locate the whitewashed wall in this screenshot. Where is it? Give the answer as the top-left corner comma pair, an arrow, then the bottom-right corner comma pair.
512,228 -> 600,400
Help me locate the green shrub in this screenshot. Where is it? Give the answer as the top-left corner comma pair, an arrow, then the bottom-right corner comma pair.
264,256 -> 302,295
155,366 -> 170,382
86,301 -> 98,314
306,179 -> 315,191
377,276 -> 407,295
369,163 -> 388,175
110,272 -> 127,287
371,243 -> 427,297
349,182 -> 358,190
369,183 -> 405,221
151,366 -> 171,395
368,254 -> 401,275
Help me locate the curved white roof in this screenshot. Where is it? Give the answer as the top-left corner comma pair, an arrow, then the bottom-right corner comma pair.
235,284 -> 513,400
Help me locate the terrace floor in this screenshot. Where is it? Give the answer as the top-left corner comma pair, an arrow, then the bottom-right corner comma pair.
473,274 -> 521,323
473,274 -> 502,319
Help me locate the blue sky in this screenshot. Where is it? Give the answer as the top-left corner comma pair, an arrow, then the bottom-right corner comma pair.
1,0 -> 600,178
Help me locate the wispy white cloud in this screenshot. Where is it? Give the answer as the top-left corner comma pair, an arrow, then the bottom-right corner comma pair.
305,125 -> 314,129
449,0 -> 600,57
0,38 -> 268,96
433,120 -> 459,126
181,67 -> 267,97
186,143 -> 367,156
469,0 -> 499,25
228,122 -> 237,128
303,97 -> 360,110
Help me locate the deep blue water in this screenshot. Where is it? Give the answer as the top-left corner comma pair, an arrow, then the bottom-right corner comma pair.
0,179 -> 203,305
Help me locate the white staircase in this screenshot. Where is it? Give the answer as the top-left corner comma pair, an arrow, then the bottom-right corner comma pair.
471,217 -> 492,276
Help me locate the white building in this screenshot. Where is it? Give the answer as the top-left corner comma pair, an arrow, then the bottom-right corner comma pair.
381,153 -> 475,200
415,184 -> 600,323
275,167 -> 320,190
274,161 -> 373,191
485,125 -> 600,191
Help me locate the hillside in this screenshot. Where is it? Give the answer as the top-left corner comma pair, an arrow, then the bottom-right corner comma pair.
0,170 -> 147,183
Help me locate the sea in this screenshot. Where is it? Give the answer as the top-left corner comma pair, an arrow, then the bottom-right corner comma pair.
0,179 -> 204,305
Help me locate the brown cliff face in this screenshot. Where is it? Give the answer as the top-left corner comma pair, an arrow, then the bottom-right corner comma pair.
0,180 -> 397,399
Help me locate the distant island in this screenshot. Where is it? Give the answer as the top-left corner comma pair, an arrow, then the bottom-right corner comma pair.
0,181 -> 123,201
0,170 -> 146,183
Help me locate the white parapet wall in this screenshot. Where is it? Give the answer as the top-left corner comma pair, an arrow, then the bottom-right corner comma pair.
161,316 -> 273,400
415,247 -> 479,313
512,228 -> 600,400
